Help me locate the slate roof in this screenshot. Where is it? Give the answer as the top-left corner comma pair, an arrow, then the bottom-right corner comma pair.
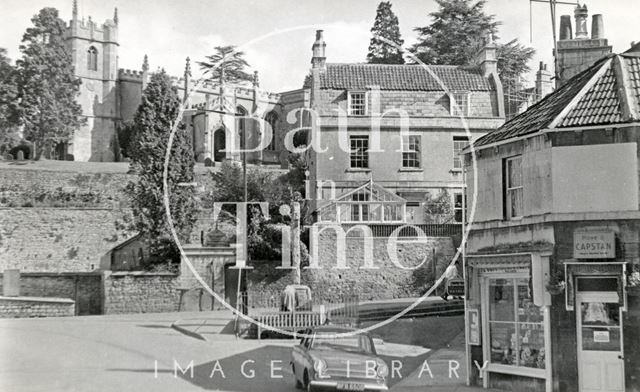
473,51 -> 640,148
304,63 -> 494,91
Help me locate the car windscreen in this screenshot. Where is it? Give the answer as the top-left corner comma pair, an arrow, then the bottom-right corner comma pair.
311,333 -> 374,354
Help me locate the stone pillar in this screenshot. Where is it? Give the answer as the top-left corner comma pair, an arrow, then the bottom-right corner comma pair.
2,269 -> 20,297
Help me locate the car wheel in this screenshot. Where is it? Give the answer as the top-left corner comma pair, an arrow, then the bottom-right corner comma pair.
292,364 -> 303,389
304,369 -> 313,392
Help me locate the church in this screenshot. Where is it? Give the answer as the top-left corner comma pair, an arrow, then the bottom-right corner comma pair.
62,1 -> 299,164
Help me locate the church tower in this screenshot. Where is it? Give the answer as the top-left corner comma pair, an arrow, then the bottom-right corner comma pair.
64,1 -> 119,161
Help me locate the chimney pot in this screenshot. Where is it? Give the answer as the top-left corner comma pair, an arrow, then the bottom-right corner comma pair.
574,4 -> 589,39
559,15 -> 573,40
311,29 -> 327,70
591,14 -> 604,39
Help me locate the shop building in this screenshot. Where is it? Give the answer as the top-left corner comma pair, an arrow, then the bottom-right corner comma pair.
463,43 -> 640,392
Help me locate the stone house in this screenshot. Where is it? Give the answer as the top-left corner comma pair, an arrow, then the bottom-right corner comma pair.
463,43 -> 640,392
305,30 -> 505,225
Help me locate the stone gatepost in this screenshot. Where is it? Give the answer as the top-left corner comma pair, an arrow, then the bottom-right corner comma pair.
180,244 -> 236,310
2,269 -> 20,297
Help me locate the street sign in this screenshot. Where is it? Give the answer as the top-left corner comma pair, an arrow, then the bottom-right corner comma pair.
448,278 -> 465,296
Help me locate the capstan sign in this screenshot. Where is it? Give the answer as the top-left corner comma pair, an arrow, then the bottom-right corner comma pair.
573,229 -> 615,259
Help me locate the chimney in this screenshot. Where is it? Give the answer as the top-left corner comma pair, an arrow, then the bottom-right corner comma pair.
591,14 -> 604,39
311,30 -> 327,70
574,4 -> 589,39
535,62 -> 553,100
478,33 -> 498,77
559,15 -> 573,40
556,5 -> 612,86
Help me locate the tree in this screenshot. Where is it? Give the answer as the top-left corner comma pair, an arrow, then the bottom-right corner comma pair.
198,45 -> 252,86
411,0 -> 500,66
0,48 -> 20,154
410,0 -> 534,113
498,39 -> 536,118
367,1 -> 405,64
424,189 -> 454,224
205,160 -> 309,262
15,8 -> 84,159
126,70 -> 197,269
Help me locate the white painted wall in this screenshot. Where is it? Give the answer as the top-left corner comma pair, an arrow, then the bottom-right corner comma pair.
551,143 -> 638,213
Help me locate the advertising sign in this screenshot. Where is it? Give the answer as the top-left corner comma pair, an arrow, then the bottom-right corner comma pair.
573,230 -> 615,259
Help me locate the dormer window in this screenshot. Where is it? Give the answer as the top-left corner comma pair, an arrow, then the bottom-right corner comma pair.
348,91 -> 367,116
450,91 -> 469,116
87,46 -> 98,71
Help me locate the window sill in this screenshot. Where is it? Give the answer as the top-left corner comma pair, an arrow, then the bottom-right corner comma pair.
485,364 -> 546,379
346,168 -> 371,173
399,168 -> 423,172
450,168 -> 462,173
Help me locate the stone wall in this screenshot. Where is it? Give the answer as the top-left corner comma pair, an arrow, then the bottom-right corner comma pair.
245,231 -> 457,304
0,169 -> 130,208
0,208 -> 133,272
0,272 -> 102,315
0,296 -> 75,318
309,230 -> 456,301
102,271 -> 180,314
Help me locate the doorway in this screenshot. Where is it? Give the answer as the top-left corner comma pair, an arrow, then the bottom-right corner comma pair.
213,128 -> 226,162
576,277 -> 625,392
224,264 -> 247,313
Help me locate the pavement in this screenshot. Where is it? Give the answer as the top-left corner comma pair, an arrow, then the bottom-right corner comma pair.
171,308 -> 499,392
0,309 -> 499,392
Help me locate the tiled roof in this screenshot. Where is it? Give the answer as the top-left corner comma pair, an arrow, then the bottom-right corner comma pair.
473,52 -> 640,148
559,65 -> 622,127
626,56 -> 640,115
305,63 -> 494,91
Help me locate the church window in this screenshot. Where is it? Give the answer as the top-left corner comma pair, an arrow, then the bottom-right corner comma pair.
265,112 -> 278,151
87,46 -> 98,71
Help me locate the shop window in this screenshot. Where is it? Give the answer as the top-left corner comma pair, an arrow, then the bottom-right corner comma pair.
504,155 -> 523,219
348,91 -> 367,115
402,135 -> 421,168
453,136 -> 469,169
488,278 -> 545,369
349,135 -> 369,168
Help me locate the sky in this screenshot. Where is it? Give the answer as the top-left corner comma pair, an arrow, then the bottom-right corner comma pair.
1,0 -> 639,92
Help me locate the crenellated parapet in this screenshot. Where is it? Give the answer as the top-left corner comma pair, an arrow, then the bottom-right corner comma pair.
66,16 -> 118,45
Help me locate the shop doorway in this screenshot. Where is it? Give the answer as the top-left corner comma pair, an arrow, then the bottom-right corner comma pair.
576,278 -> 625,392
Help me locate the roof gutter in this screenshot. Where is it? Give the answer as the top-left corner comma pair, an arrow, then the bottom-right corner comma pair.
463,121 -> 640,154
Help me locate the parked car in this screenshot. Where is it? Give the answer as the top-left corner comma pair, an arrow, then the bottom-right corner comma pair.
290,326 -> 389,391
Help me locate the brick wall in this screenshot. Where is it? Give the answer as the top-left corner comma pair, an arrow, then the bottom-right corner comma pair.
0,296 -> 75,318
102,271 -> 180,314
0,272 -> 102,315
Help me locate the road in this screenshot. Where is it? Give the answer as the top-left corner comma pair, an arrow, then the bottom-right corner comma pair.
0,312 -> 464,392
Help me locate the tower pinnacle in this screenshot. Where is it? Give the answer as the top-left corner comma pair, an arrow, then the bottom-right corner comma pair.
114,7 -> 118,25
72,0 -> 78,19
